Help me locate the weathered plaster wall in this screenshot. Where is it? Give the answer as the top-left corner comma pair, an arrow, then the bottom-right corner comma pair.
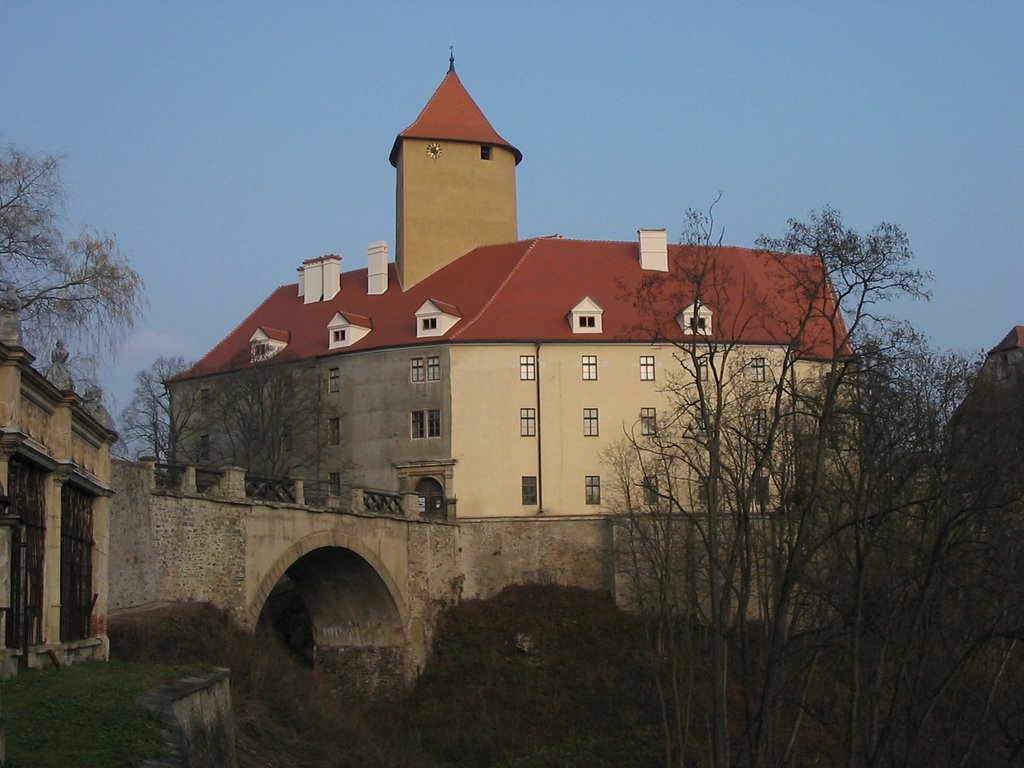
457,516 -> 616,600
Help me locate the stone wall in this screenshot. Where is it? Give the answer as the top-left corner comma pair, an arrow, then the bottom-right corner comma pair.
109,461 -> 248,614
108,462 -> 159,611
457,516 -> 617,600
138,668 -> 237,768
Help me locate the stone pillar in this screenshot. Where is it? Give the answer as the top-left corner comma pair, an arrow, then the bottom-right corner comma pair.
181,465 -> 197,495
351,488 -> 365,513
218,468 -> 246,501
90,492 -> 111,658
43,471 -> 68,645
292,479 -> 304,506
402,493 -> 421,518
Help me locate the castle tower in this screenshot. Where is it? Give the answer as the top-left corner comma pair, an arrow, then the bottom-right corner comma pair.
389,57 -> 522,290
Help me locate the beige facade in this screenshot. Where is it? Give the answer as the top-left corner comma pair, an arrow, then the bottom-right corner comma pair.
0,340 -> 116,676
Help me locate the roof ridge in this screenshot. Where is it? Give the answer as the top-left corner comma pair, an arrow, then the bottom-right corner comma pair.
451,239 -> 542,339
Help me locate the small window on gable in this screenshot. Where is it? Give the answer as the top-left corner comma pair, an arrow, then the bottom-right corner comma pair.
415,299 -> 461,338
570,297 -> 604,334
327,312 -> 371,350
249,327 -> 288,362
677,302 -> 713,336
481,145 -> 492,160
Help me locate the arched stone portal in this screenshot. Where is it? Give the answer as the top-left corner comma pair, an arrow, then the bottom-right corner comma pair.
415,476 -> 445,519
251,537 -> 410,697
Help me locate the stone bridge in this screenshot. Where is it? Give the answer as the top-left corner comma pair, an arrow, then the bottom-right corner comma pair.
108,461 -> 462,695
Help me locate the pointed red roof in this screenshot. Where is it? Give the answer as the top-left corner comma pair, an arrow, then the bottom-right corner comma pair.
389,68 -> 522,166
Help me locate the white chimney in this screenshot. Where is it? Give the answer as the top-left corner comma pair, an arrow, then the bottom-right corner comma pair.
321,255 -> 341,301
302,258 -> 323,303
367,241 -> 389,295
638,228 -> 669,272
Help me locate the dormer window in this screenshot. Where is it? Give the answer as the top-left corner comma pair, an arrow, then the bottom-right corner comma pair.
327,312 -> 372,350
415,299 -> 461,338
569,297 -> 604,334
677,302 -> 713,336
249,327 -> 289,362
480,145 -> 492,160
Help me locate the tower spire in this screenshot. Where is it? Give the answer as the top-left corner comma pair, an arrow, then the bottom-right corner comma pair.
448,45 -> 455,73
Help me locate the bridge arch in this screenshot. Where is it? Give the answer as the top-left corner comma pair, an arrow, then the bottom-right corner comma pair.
248,530 -> 408,630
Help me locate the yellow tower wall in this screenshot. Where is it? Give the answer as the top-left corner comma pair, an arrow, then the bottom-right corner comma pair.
396,138 -> 518,289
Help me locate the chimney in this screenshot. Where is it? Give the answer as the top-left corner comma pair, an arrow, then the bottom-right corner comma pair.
299,255 -> 342,304
367,241 -> 389,295
302,258 -> 324,303
638,228 -> 669,272
321,255 -> 341,301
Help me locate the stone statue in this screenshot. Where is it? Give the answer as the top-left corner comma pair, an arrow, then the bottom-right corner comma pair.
83,384 -> 114,430
0,284 -> 22,347
45,340 -> 74,392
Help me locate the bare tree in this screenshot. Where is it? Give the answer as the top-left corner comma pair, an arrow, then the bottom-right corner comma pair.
610,205 -> 931,767
0,145 -> 144,357
174,352 -> 330,481
118,355 -> 201,463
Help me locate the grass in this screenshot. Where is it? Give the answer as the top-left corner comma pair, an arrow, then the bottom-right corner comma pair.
0,660 -> 208,768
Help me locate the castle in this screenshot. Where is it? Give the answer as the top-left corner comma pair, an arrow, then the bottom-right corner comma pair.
170,58 -> 841,532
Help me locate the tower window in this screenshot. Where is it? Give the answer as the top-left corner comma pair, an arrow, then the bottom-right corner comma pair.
481,145 -> 492,160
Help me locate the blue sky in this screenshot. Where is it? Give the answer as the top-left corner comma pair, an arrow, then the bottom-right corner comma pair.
5,2 -> 1023,413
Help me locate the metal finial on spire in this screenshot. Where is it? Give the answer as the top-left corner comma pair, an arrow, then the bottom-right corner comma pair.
448,45 -> 455,73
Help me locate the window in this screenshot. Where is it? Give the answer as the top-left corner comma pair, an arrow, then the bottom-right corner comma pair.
520,355 -> 536,380
60,483 -> 94,642
200,387 -> 210,403
520,408 -> 536,437
582,355 -> 598,381
521,476 -> 538,505
411,358 -> 425,383
281,427 -> 292,452
329,472 -> 342,496
480,145 -> 492,160
583,408 -> 599,436
422,317 -> 438,331
412,410 -> 441,438
332,329 -> 347,344
691,316 -> 707,332
753,409 -> 768,438
578,315 -> 596,329
643,475 -> 659,505
754,474 -> 770,508
7,459 -> 45,647
696,357 -> 709,381
641,407 -> 657,436
328,417 -> 340,445
328,367 -> 340,393
585,475 -> 601,505
426,355 -> 441,381
750,357 -> 766,382
640,355 -> 655,381
199,434 -> 210,461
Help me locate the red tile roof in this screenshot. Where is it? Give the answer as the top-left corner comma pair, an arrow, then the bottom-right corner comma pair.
388,70 -> 522,166
177,238 -> 847,381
